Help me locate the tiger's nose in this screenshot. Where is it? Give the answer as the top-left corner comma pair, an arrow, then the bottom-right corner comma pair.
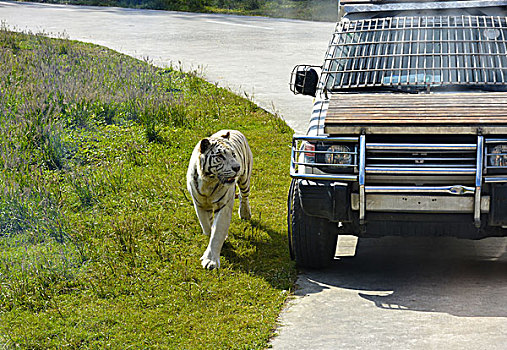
232,164 -> 240,173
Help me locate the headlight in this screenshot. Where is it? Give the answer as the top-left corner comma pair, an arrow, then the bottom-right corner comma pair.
325,144 -> 353,165
489,145 -> 507,167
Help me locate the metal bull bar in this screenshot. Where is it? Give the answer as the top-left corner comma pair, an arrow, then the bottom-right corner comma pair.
290,134 -> 491,226
290,135 -> 359,181
358,136 -> 483,227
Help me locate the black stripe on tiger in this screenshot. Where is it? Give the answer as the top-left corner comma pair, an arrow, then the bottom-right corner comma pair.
213,190 -> 229,204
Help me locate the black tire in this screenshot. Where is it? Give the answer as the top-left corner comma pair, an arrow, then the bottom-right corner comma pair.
288,180 -> 338,269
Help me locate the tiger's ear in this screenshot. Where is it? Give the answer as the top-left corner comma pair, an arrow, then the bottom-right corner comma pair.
200,138 -> 211,153
221,132 -> 230,139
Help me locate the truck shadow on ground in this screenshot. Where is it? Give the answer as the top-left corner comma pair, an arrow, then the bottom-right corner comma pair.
297,236 -> 507,318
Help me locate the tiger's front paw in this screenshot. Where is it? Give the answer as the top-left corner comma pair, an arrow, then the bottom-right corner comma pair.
239,198 -> 251,220
200,250 -> 220,270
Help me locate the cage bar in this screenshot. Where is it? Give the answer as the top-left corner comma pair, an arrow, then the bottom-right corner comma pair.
322,15 -> 507,90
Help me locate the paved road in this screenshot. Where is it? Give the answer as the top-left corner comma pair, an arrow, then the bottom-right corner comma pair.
0,0 -> 334,133
271,235 -> 507,349
2,2 -> 507,349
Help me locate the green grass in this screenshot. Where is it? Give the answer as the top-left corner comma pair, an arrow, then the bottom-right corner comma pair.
208,0 -> 339,22
19,0 -> 339,22
0,28 -> 295,348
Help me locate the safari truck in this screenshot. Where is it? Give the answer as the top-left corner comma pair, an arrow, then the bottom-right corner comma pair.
288,0 -> 507,268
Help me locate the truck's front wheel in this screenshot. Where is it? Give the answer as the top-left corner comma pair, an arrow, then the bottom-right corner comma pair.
288,180 -> 338,269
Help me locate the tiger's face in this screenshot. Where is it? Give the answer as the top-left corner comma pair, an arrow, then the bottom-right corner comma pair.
199,135 -> 241,184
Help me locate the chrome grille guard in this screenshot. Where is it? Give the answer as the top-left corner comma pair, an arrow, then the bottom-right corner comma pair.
290,135 -> 507,226
290,135 -> 359,181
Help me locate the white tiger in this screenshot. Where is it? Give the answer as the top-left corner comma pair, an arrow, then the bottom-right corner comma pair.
187,130 -> 253,269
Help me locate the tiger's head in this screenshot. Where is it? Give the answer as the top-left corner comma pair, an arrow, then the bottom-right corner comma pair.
198,132 -> 241,184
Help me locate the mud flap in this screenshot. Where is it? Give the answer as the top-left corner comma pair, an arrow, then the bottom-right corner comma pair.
297,179 -> 351,222
490,184 -> 507,226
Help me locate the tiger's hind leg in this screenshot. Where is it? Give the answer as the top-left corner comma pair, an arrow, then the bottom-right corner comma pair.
237,174 -> 251,220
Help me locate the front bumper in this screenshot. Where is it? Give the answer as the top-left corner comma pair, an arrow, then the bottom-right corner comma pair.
291,135 -> 507,236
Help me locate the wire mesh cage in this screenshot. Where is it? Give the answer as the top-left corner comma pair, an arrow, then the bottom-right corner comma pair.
322,15 -> 507,91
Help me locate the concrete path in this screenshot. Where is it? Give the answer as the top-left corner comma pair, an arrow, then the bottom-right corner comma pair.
0,0 -> 334,133
1,2 -> 506,349
271,235 -> 507,349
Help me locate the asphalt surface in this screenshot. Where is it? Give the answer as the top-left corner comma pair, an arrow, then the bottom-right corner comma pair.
0,0 -> 334,133
2,2 -> 507,349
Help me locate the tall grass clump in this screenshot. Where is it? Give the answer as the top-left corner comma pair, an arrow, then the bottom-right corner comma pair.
0,27 -> 295,348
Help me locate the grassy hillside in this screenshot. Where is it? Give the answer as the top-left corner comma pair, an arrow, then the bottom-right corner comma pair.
19,0 -> 339,22
0,28 -> 295,348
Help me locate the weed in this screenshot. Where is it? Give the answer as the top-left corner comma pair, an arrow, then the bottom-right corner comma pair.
69,171 -> 97,209
168,102 -> 189,128
270,102 -> 293,134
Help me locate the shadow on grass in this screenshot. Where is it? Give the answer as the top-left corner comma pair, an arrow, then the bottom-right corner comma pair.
221,217 -> 296,291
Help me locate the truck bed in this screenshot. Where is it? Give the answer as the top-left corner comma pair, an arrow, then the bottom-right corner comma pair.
324,92 -> 507,135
